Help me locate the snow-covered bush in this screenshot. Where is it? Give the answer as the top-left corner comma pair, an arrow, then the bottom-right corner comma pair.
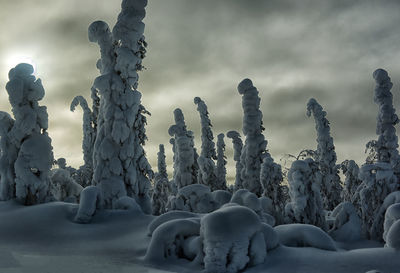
372,69 -> 400,173
89,0 -> 153,209
383,203 -> 400,249
328,202 -> 362,242
215,133 -> 227,190
75,186 -> 102,223
151,144 -> 170,215
227,130 -> 243,190
307,98 -> 342,211
274,224 -> 337,251
260,155 -> 286,224
285,159 -> 326,229
168,109 -> 197,188
238,79 -> 268,196
200,204 -> 278,273
166,184 -> 215,213
340,160 -> 362,204
50,168 -> 83,203
0,63 -> 54,205
355,162 -> 398,239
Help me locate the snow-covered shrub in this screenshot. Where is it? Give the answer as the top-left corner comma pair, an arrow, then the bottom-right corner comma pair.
215,133 -> 227,190
89,0 -> 153,209
372,69 -> 400,173
371,191 -> 400,241
260,155 -> 286,224
70,95 -> 97,186
384,203 -> 400,249
151,144 -> 170,215
168,109 -> 197,188
274,224 -> 337,251
355,162 -> 398,239
307,98 -> 342,211
75,186 -> 102,223
227,130 -> 243,190
166,184 -> 215,213
238,79 -> 269,196
340,160 -> 362,203
200,205 -> 277,273
145,218 -> 202,263
328,202 -> 362,242
285,159 -> 326,229
230,189 -> 275,226
50,168 -> 83,203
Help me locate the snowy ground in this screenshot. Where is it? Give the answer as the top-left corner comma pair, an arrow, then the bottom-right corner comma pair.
0,201 -> 398,273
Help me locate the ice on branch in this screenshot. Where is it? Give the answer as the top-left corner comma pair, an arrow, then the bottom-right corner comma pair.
307,98 -> 342,211
238,79 -> 268,196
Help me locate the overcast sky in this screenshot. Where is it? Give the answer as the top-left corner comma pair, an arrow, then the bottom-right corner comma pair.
1,0 -> 400,182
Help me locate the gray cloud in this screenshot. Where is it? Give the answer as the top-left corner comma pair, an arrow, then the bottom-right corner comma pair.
1,0 -> 400,184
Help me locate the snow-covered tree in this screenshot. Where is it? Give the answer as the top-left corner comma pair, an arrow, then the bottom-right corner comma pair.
70,95 -> 97,186
0,63 -> 54,205
168,108 -> 197,189
88,0 -> 153,210
285,159 -> 326,229
152,144 -> 169,215
194,97 -> 218,189
237,79 -> 268,196
306,98 -> 342,211
340,160 -> 361,204
260,155 -> 286,224
227,130 -> 244,190
372,68 -> 400,174
215,133 -> 227,190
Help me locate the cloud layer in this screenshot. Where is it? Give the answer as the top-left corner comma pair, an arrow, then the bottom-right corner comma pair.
1,0 -> 400,183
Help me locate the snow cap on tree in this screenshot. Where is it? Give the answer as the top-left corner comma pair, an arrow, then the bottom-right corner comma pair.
307,98 -> 342,211
237,78 -> 268,196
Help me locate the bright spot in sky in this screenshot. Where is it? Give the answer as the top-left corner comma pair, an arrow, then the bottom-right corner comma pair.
6,54 -> 37,74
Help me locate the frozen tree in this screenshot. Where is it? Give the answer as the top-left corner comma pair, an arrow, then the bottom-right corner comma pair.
285,159 -> 326,229
215,133 -> 227,190
260,156 -> 286,224
340,160 -> 362,204
70,95 -> 97,186
355,163 -> 398,239
238,79 -> 268,196
0,63 -> 54,205
151,144 -> 169,215
168,108 -> 197,189
372,69 -> 400,173
194,97 -> 218,189
169,138 -> 178,195
88,0 -> 153,210
307,98 -> 342,211
227,130 -> 244,190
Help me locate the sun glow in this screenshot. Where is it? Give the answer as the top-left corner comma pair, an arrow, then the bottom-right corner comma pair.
5,54 -> 37,75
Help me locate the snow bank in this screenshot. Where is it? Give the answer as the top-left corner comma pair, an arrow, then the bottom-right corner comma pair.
275,224 -> 337,251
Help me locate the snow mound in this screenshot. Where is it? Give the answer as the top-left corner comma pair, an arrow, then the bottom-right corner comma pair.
166,184 -> 215,213
74,186 -> 102,223
275,224 -> 337,251
147,210 -> 201,236
114,196 -> 141,211
328,202 -> 362,242
201,205 -> 274,273
212,190 -> 232,208
383,203 -> 400,248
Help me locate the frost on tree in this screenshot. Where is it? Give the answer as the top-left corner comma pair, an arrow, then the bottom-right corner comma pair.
0,63 -> 54,205
227,130 -> 244,190
168,108 -> 197,189
194,97 -> 219,190
355,163 -> 398,240
285,159 -> 326,229
151,144 -> 170,215
70,95 -> 97,187
238,79 -> 268,196
340,160 -> 361,204
307,98 -> 342,211
88,0 -> 153,210
260,155 -> 286,224
372,69 -> 400,174
215,133 -> 227,190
